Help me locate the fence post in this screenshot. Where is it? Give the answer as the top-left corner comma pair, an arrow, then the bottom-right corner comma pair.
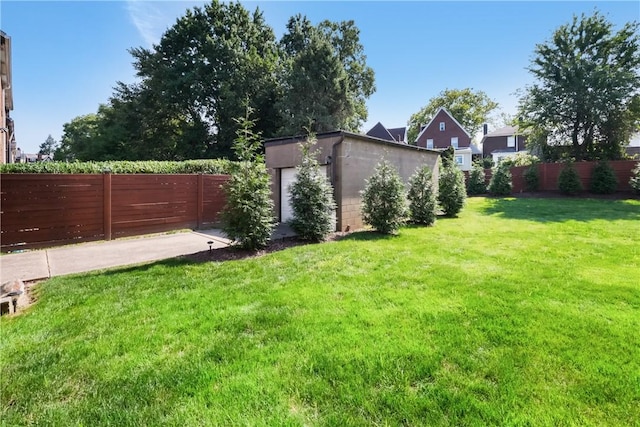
103,172 -> 112,241
197,174 -> 204,229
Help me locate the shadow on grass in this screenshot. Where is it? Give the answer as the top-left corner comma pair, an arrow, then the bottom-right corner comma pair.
480,197 -> 640,223
336,230 -> 402,242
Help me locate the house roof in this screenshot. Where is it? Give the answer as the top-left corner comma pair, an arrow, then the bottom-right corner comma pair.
480,125 -> 524,146
414,107 -> 472,142
366,122 -> 395,141
387,127 -> 407,144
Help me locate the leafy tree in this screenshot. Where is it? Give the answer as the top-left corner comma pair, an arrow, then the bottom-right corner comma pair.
407,88 -> 499,143
220,108 -> 275,250
438,160 -> 467,217
518,11 -> 640,161
523,165 -> 540,192
488,163 -> 513,196
440,146 -> 455,168
288,136 -> 336,241
407,165 -> 437,226
55,114 -> 100,161
361,161 -> 407,234
38,135 -> 58,156
278,15 -> 375,135
558,161 -> 583,195
467,164 -> 487,195
589,161 -> 618,194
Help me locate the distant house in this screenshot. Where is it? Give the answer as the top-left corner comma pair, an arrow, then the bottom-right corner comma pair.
414,107 -> 472,171
481,125 -> 527,163
366,122 -> 407,144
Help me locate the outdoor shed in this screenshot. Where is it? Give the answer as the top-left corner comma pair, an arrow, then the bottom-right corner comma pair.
264,131 -> 440,232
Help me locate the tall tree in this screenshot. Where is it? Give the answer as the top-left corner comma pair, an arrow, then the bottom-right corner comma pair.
55,114 -> 100,161
38,135 -> 57,156
518,11 -> 640,160
278,15 -> 375,135
407,88 -> 499,143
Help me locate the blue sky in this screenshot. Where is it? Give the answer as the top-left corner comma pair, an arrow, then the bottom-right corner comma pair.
1,1 -> 638,154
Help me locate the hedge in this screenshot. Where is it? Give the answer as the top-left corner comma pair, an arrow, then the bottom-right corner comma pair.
0,159 -> 233,174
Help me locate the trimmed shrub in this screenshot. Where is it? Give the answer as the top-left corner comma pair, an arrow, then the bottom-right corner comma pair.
0,159 -> 232,174
558,162 -> 583,195
488,164 -> 512,196
221,111 -> 274,250
466,164 -> 487,195
438,161 -> 467,217
523,164 -> 540,192
480,157 -> 494,169
288,137 -> 336,241
630,162 -> 640,195
407,165 -> 437,226
361,161 -> 407,234
589,161 -> 618,194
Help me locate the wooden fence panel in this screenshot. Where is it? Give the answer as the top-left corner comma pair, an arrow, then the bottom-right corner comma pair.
1,174 -> 105,250
1,173 -> 230,252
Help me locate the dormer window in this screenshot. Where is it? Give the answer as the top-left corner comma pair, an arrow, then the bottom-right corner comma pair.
439,122 -> 445,131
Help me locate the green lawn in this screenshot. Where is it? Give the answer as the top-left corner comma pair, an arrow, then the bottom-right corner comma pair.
1,197 -> 639,426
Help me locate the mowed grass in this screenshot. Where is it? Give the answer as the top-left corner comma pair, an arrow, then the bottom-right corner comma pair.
1,197 -> 639,426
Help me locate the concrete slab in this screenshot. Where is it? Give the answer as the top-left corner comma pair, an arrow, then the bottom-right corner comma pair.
46,231 -> 228,277
0,251 -> 50,283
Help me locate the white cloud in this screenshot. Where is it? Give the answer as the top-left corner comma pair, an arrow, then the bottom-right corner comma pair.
125,0 -> 167,48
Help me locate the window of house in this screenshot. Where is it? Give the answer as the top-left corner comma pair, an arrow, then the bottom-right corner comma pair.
439,122 -> 445,131
507,136 -> 515,148
451,137 -> 459,149
426,139 -> 434,149
455,155 -> 464,165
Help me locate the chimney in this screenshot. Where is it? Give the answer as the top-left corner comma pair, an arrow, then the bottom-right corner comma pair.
483,123 -> 488,135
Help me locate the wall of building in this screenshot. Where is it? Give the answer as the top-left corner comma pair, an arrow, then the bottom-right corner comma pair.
335,135 -> 440,231
415,109 -> 471,148
483,135 -> 527,157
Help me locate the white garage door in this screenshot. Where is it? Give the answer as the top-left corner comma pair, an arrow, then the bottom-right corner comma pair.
280,166 -> 328,223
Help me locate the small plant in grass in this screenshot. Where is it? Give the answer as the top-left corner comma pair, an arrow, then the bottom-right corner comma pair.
488,163 -> 512,196
288,136 -> 336,241
630,162 -> 640,194
590,161 -> 618,194
220,108 -> 274,250
558,161 -> 582,195
524,164 -> 540,191
361,160 -> 407,234
407,165 -> 437,226
438,159 -> 467,217
466,164 -> 487,195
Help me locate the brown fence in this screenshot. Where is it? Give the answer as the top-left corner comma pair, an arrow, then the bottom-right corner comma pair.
1,174 -> 229,252
511,160 -> 636,193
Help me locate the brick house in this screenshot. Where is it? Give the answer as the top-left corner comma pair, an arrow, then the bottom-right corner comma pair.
414,107 -> 473,171
481,125 -> 527,163
366,122 -> 407,144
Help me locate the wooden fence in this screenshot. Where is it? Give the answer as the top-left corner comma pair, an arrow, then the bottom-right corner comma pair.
1,174 -> 229,252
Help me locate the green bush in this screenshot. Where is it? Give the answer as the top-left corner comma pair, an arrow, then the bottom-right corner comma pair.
500,152 -> 540,168
466,164 -> 487,195
407,165 -> 437,226
479,157 -> 494,169
558,162 -> 583,195
0,159 -> 233,174
220,111 -> 274,250
488,164 -> 513,196
361,161 -> 407,234
630,162 -> 640,195
288,137 -> 336,241
589,161 -> 618,194
523,164 -> 540,192
438,160 -> 467,217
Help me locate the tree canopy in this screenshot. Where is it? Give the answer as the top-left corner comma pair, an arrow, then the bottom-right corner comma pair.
407,88 -> 499,143
59,1 -> 375,161
518,11 -> 640,161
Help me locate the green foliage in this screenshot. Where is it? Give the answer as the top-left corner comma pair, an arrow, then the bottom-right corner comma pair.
466,164 -> 487,195
479,157 -> 494,169
488,164 -> 513,196
558,161 -> 583,195
38,135 -> 58,156
590,161 -> 618,194
440,146 -> 455,168
408,88 -> 499,143
407,165 -> 437,226
288,136 -> 337,241
438,160 -> 467,217
220,109 -> 275,250
630,162 -> 640,194
499,152 -> 540,168
0,159 -> 232,174
518,11 -> 640,161
524,164 -> 540,192
361,161 -> 407,234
